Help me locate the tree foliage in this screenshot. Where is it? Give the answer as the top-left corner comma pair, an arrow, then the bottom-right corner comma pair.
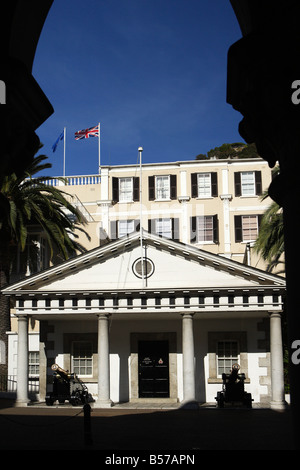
195,142 -> 260,160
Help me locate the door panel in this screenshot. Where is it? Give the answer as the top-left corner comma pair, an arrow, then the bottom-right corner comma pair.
138,340 -> 169,398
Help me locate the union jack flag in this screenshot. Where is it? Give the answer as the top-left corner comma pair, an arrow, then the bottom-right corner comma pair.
74,125 -> 99,140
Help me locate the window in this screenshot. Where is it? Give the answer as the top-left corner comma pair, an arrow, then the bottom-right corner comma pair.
12,233 -> 49,276
118,219 -> 135,237
155,218 -> 172,238
234,215 -> 261,242
190,215 -> 219,243
234,171 -> 262,197
197,216 -> 214,242
110,219 -> 140,239
119,177 -> 133,202
112,177 -> 139,202
72,341 -> 93,376
191,172 -> 218,198
241,171 -> 255,195
217,341 -> 239,376
156,175 -> 170,199
148,175 -> 177,200
132,258 -> 155,279
198,173 -> 211,197
29,351 -> 39,376
242,215 -> 258,241
148,218 -> 179,241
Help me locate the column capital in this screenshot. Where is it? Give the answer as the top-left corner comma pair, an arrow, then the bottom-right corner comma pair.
16,314 -> 29,320
96,312 -> 111,319
268,311 -> 282,318
180,312 -> 195,318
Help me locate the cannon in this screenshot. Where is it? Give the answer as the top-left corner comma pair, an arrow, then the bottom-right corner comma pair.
215,363 -> 253,408
45,364 -> 92,406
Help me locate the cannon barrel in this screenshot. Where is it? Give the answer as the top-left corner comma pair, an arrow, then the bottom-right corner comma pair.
51,364 -> 71,379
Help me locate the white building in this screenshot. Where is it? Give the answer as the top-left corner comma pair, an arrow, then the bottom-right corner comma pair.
2,230 -> 286,409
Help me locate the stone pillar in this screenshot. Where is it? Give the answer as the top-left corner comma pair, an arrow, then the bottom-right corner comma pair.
181,313 -> 196,406
270,312 -> 287,410
16,315 -> 29,406
95,313 -> 113,408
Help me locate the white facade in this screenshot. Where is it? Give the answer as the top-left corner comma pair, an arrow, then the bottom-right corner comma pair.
2,230 -> 286,408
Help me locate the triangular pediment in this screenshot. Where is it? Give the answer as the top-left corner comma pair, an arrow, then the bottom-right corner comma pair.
2,231 -> 285,296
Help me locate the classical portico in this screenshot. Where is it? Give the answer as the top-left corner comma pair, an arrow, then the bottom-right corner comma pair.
3,231 -> 286,408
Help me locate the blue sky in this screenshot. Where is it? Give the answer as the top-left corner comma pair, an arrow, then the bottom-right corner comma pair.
33,0 -> 243,176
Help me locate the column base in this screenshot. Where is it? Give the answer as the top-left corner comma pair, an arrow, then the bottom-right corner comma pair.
93,399 -> 114,409
270,400 -> 288,411
15,399 -> 29,407
180,400 -> 199,409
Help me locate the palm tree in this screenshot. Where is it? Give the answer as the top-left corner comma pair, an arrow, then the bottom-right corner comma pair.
254,167 -> 285,273
0,146 -> 90,375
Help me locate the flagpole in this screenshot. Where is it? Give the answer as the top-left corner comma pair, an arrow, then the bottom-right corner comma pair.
63,127 -> 66,178
138,146 -> 144,287
98,122 -> 101,175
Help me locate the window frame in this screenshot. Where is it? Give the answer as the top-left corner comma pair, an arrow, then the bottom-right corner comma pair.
28,351 -> 39,376
155,175 -> 170,200
72,340 -> 93,378
118,219 -> 135,237
241,215 -> 259,242
119,177 -> 133,202
190,215 -> 219,244
155,218 -> 172,239
197,172 -> 212,198
216,340 -> 239,377
197,215 -> 214,242
241,171 -> 256,196
234,214 -> 262,243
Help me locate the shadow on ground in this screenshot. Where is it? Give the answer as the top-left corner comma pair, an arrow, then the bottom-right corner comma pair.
0,399 -> 295,451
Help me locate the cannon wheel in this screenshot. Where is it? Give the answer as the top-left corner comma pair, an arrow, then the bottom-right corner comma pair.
70,391 -> 81,406
244,393 -> 253,408
216,391 -> 224,408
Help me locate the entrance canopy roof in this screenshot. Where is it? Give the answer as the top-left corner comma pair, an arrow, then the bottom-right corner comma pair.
2,231 -> 285,319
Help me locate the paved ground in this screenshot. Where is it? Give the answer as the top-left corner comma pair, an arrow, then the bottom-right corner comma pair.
0,399 -> 295,453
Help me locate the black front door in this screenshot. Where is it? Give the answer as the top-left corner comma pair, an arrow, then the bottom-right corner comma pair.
138,340 -> 169,398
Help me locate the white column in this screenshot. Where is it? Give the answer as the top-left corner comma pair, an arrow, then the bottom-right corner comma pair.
270,312 -> 287,410
16,315 -> 29,406
95,313 -> 113,408
181,313 -> 196,406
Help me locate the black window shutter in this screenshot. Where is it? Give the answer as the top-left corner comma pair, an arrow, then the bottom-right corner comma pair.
172,218 -> 180,241
191,173 -> 198,198
234,215 -> 243,242
148,176 -> 155,200
110,220 -> 118,240
170,174 -> 177,199
133,177 -> 140,201
190,216 -> 197,243
257,214 -> 262,231
213,214 -> 219,243
211,172 -> 218,197
234,172 -> 241,197
112,177 -> 119,202
148,219 -> 153,233
255,171 -> 262,195
134,219 -> 140,232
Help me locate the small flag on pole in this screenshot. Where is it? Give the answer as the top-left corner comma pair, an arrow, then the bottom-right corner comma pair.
52,131 -> 64,152
74,125 -> 99,140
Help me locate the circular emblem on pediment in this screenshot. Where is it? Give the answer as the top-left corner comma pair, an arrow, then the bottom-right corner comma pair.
132,257 -> 155,279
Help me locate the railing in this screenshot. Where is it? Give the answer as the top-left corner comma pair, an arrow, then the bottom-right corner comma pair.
45,174 -> 101,187
0,375 -> 39,394
64,194 -> 94,222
